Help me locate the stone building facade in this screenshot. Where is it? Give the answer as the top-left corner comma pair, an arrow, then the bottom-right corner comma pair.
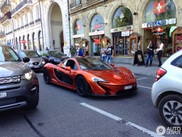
0,0 -> 70,54
69,0 -> 182,57
0,0 -> 182,57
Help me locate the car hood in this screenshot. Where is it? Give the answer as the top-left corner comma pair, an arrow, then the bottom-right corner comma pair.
86,67 -> 135,83
0,62 -> 31,77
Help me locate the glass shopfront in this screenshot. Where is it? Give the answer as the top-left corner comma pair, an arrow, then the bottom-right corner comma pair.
111,6 -> 133,56
89,14 -> 105,56
73,19 -> 88,55
142,0 -> 176,57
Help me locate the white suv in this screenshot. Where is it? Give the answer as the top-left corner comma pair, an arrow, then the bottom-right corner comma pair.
151,50 -> 182,127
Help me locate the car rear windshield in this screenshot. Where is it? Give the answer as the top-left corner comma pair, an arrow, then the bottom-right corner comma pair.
48,51 -> 64,57
0,46 -> 20,62
19,51 -> 40,58
171,54 -> 182,68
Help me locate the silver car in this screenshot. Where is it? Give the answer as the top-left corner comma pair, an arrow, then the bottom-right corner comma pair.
0,45 -> 39,111
16,50 -> 46,71
151,50 -> 182,127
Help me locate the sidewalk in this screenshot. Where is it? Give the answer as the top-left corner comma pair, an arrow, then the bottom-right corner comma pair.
114,63 -> 159,76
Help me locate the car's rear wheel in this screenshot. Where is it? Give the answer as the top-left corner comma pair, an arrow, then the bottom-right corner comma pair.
43,68 -> 51,84
76,76 -> 89,96
159,95 -> 182,127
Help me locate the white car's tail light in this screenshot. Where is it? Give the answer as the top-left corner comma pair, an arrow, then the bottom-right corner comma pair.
155,68 -> 167,82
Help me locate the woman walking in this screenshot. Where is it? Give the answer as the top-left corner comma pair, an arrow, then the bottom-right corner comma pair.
145,40 -> 155,67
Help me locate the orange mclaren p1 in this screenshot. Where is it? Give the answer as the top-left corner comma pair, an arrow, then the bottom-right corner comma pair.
43,56 -> 137,96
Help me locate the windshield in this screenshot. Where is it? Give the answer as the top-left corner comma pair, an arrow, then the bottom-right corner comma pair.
48,51 -> 64,57
0,46 -> 20,62
76,57 -> 113,70
19,50 -> 40,58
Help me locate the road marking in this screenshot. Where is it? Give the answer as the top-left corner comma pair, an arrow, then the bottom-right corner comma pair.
138,85 -> 152,90
80,102 -> 122,121
80,102 -> 164,137
137,77 -> 147,80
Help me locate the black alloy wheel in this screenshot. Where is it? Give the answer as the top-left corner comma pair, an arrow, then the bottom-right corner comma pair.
159,95 -> 182,127
76,76 -> 89,96
43,68 -> 51,84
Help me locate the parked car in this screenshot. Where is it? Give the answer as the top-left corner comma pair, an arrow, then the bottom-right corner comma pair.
43,56 -> 137,96
16,50 -> 46,71
41,50 -> 69,65
151,50 -> 182,127
0,45 -> 39,111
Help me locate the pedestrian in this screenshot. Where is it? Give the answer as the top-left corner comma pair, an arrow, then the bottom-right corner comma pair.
145,40 -> 155,67
106,42 -> 114,64
100,46 -> 107,62
77,45 -> 84,56
70,45 -> 76,57
85,43 -> 89,56
156,39 -> 164,67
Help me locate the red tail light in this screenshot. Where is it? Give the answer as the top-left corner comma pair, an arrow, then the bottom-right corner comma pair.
155,68 -> 167,82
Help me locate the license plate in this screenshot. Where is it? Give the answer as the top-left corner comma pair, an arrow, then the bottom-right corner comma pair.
34,65 -> 39,68
0,92 -> 7,98
124,85 -> 132,90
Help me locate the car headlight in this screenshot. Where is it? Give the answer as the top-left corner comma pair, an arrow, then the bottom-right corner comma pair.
42,60 -> 46,64
22,70 -> 33,80
92,77 -> 106,83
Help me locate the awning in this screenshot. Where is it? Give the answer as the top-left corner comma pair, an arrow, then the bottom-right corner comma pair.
81,38 -> 89,42
103,36 -> 111,40
169,26 -> 177,37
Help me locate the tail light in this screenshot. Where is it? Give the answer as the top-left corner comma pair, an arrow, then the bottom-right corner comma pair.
155,68 -> 167,81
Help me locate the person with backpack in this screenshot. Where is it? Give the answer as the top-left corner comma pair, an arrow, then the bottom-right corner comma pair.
77,45 -> 83,56
106,42 -> 114,64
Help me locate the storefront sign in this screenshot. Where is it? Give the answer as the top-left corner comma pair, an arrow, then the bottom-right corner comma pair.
73,34 -> 84,38
94,24 -> 102,30
142,18 -> 176,28
121,31 -> 132,36
110,25 -> 133,33
20,40 -> 26,43
89,30 -> 104,36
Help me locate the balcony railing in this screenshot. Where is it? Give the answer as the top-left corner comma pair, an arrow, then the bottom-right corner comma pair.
11,0 -> 33,16
35,18 -> 41,23
1,0 -> 11,13
0,31 -> 5,37
70,0 -> 81,9
0,11 -> 11,24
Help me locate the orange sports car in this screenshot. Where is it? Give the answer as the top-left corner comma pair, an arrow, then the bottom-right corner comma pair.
43,56 -> 137,96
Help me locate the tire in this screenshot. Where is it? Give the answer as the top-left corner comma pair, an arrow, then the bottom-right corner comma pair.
76,76 -> 90,96
43,68 -> 51,84
158,95 -> 182,127
26,94 -> 39,109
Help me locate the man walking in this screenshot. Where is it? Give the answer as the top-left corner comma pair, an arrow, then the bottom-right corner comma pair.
106,42 -> 114,64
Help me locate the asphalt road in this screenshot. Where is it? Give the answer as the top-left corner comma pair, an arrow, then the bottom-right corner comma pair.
0,73 -> 181,137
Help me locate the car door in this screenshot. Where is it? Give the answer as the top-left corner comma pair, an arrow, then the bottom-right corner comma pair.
54,59 -> 78,86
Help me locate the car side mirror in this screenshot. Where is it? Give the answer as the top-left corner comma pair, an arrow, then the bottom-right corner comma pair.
23,57 -> 30,62
110,63 -> 115,67
65,66 -> 71,71
49,59 -> 55,64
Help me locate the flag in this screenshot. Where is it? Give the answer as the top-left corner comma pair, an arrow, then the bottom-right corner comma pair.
154,0 -> 166,15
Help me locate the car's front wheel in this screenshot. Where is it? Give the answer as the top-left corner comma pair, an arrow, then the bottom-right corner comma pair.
159,95 -> 182,127
26,94 -> 39,109
76,76 -> 90,96
43,68 -> 51,84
